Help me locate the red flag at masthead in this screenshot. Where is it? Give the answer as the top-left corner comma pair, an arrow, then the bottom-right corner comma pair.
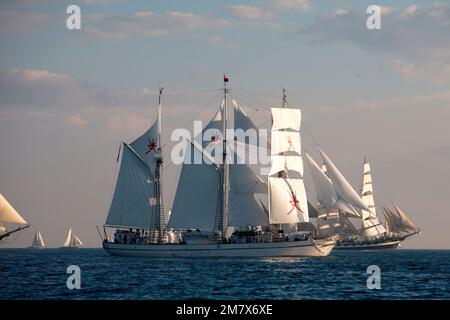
223,74 -> 229,83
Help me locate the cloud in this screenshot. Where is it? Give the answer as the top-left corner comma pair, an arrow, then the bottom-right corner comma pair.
105,113 -> 148,136
353,89 -> 450,111
297,4 -> 450,84
274,0 -> 311,12
228,0 -> 311,20
228,5 -> 271,20
0,68 -> 155,109
0,9 -> 229,44
81,11 -> 229,41
0,69 -> 90,108
0,11 -> 56,35
66,114 -> 88,128
390,59 -> 450,84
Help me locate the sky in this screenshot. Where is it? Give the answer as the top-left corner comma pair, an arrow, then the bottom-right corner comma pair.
1,0 -> 449,249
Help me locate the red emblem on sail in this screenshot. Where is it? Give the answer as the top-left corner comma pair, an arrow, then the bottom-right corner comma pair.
287,191 -> 304,215
287,136 -> 293,150
146,138 -> 157,154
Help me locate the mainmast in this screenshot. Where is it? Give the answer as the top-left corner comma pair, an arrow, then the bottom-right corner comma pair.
214,75 -> 229,240
278,88 -> 287,232
151,87 -> 166,243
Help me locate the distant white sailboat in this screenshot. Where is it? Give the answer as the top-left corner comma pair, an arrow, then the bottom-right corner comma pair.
29,230 -> 45,249
335,158 -> 420,250
61,227 -> 83,248
0,193 -> 29,243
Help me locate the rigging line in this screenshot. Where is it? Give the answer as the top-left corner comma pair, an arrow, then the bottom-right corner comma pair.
232,88 -> 283,99
175,92 -> 222,131
229,93 -> 261,122
160,92 -> 222,148
302,124 -> 322,149
167,162 -> 182,211
162,88 -> 221,97
231,93 -> 264,113
230,92 -> 273,128
232,91 -> 272,111
372,178 -> 396,206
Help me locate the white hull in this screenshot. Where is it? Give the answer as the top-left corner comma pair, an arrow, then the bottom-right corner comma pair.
103,238 -> 336,258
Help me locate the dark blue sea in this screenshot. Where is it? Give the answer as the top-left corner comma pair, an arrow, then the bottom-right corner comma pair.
1,249 -> 449,300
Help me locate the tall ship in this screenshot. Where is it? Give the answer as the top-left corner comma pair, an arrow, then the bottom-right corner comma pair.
330,158 -> 420,250
60,226 -> 84,248
29,230 -> 46,249
102,77 -> 337,257
0,193 -> 29,244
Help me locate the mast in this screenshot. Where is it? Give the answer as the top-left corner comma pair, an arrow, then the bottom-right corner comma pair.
151,86 -> 166,243
214,75 -> 229,240
279,88 -> 287,232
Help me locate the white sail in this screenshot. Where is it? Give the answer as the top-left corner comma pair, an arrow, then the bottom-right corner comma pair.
304,152 -> 337,209
105,143 -> 155,229
270,131 -> 301,155
37,231 -> 45,247
72,234 -> 83,247
361,161 -> 376,219
170,137 -> 269,230
393,203 -> 417,231
0,193 -> 27,226
268,107 -> 308,225
270,107 -> 301,131
382,207 -> 403,233
196,100 -> 224,149
32,230 -> 45,247
317,209 -> 342,238
129,121 -> 159,177
318,148 -> 369,214
229,162 -> 269,227
268,177 -> 309,224
360,160 -> 386,237
233,99 -> 258,136
269,155 -> 304,178
169,139 -> 219,231
63,227 -> 72,247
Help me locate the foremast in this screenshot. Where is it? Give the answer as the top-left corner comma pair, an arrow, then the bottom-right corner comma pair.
214,76 -> 229,240
151,87 -> 166,243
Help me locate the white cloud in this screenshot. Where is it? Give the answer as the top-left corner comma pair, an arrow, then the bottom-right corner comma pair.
298,4 -> 450,84
66,114 -> 88,128
0,68 -> 156,109
354,89 -> 450,111
333,9 -> 348,17
105,112 -> 148,137
274,0 -> 311,12
81,11 -> 229,41
401,5 -> 418,18
227,5 -> 271,20
0,11 -> 55,35
228,0 -> 311,20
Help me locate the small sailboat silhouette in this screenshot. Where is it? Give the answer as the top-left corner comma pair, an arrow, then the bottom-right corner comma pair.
29,230 -> 45,249
60,227 -> 83,248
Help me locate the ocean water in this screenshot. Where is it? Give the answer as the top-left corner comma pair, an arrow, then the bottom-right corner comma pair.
0,249 -> 449,300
